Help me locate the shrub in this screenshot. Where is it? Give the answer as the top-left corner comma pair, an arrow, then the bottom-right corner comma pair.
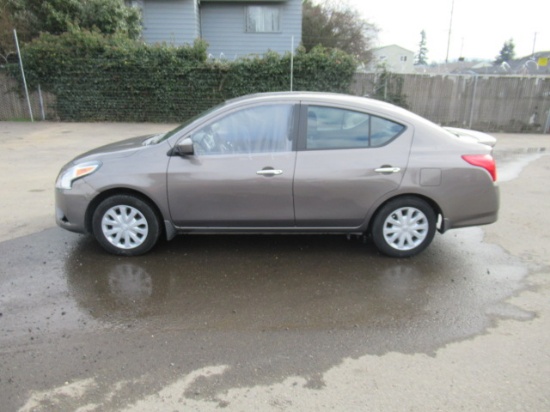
13,30 -> 357,122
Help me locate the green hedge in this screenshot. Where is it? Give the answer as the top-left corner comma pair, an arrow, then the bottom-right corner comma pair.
14,30 -> 357,122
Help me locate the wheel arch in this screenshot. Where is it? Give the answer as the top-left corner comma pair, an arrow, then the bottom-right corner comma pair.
85,188 -> 165,237
366,193 -> 443,236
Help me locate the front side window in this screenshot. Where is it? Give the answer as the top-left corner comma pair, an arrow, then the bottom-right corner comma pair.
191,104 -> 294,155
306,106 -> 405,150
246,6 -> 280,33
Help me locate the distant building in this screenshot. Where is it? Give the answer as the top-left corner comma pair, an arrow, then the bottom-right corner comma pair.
474,51 -> 550,75
367,45 -> 415,73
128,0 -> 302,59
416,52 -> 550,76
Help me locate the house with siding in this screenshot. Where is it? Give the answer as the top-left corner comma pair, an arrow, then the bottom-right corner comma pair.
368,45 -> 415,73
129,0 -> 302,59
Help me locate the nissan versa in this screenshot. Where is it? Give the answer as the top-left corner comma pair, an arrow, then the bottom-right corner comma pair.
55,92 -> 499,257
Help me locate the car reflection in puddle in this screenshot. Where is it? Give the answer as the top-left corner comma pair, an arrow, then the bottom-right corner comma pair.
65,226 -> 531,355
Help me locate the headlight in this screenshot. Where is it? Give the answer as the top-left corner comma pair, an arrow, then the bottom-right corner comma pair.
56,161 -> 101,190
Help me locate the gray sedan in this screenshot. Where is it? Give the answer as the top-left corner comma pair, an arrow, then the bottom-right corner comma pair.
55,92 -> 499,257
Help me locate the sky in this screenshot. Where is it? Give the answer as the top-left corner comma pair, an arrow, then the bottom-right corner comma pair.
345,0 -> 549,62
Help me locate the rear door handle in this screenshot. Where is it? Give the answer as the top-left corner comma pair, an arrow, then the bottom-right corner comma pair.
257,169 -> 283,176
375,166 -> 401,174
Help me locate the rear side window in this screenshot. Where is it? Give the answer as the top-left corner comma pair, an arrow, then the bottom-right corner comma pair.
306,106 -> 405,150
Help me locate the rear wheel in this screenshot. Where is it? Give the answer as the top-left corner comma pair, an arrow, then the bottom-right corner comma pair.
92,195 -> 161,256
372,197 -> 436,258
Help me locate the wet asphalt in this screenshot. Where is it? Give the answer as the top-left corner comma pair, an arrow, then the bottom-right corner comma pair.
0,227 -> 530,409
0,128 -> 549,411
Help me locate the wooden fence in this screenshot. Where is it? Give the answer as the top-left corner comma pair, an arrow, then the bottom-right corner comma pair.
352,73 -> 550,133
0,72 -> 55,121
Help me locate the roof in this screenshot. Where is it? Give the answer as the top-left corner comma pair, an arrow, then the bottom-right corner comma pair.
371,45 -> 415,55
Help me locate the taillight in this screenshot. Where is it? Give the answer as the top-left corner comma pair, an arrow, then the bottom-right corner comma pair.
462,154 -> 497,182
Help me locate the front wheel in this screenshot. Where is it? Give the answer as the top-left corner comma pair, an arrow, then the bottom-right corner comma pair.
371,197 -> 436,258
92,195 -> 161,256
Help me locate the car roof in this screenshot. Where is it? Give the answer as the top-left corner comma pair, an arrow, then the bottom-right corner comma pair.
226,91 -> 381,107
223,91 -> 421,124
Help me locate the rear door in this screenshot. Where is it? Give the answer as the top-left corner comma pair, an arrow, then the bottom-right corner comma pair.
293,104 -> 414,228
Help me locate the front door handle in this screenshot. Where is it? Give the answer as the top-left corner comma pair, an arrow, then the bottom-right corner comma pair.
375,166 -> 401,174
257,169 -> 283,176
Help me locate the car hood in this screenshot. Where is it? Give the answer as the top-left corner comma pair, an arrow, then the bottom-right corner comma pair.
70,134 -> 157,163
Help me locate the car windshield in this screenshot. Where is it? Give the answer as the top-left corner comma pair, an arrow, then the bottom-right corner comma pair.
150,102 -> 227,144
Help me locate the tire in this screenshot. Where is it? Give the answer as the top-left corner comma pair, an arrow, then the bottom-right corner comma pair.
371,196 -> 436,258
92,194 -> 161,256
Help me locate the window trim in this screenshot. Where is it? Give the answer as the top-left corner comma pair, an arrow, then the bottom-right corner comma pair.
297,104 -> 407,151
245,5 -> 282,33
187,103 -> 299,156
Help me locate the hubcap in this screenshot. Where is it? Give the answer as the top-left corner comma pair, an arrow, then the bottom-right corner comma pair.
101,205 -> 149,249
382,207 -> 429,251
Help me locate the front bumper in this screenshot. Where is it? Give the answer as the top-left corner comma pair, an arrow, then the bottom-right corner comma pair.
55,180 -> 98,235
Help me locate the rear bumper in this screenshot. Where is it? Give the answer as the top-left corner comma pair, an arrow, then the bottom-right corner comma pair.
440,185 -> 499,233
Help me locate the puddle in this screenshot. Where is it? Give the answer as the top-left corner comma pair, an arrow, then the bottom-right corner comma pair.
57,226 -> 531,354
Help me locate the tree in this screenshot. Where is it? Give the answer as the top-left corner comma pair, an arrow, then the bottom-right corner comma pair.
495,39 -> 515,65
0,0 -> 141,61
0,0 -> 29,62
302,0 -> 378,62
415,30 -> 428,65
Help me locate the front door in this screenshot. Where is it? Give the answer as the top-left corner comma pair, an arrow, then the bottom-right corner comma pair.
167,104 -> 297,227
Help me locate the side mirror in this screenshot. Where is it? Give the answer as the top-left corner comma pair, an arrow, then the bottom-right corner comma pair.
176,137 -> 194,156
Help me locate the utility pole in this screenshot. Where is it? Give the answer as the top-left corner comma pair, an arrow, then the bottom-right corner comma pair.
532,32 -> 538,56
445,0 -> 455,64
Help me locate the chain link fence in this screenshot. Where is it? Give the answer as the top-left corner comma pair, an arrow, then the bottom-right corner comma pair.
1,40 -> 356,123
0,66 -> 238,123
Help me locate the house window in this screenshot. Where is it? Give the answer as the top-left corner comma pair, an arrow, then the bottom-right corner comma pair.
246,6 -> 280,33
400,56 -> 408,62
